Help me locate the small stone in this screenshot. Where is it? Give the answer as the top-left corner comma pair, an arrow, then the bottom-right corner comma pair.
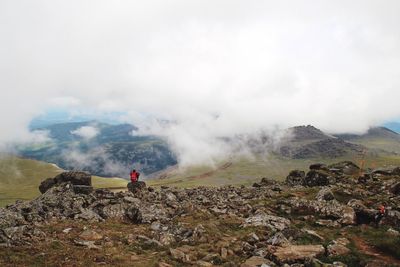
327,243 -> 350,256
62,228 -> 72,234
73,239 -> 100,250
158,262 -> 173,267
79,230 -> 103,241
221,247 -> 228,259
151,221 -> 161,231
240,256 -> 274,267
170,248 -> 186,262
316,187 -> 335,201
303,229 -> 325,241
196,261 -> 213,267
270,244 -> 325,264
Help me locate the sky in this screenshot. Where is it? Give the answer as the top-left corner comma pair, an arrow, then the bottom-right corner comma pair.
1,0 -> 400,165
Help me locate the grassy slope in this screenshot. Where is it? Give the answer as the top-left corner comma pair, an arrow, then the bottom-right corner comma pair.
0,156 -> 127,207
148,152 -> 400,188
350,137 -> 400,154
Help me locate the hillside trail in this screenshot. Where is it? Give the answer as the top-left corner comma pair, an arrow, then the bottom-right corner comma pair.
352,236 -> 400,266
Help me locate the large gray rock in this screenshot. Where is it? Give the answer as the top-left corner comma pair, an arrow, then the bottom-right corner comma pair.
38,178 -> 56,194
347,199 -> 376,224
39,171 -> 92,194
316,187 -> 335,201
127,181 -> 147,193
328,161 -> 360,175
73,185 -> 94,195
288,198 -> 355,225
268,244 -> 325,264
54,171 -> 92,186
286,170 -> 305,186
243,212 -> 291,231
390,182 -> 400,195
304,170 -> 336,187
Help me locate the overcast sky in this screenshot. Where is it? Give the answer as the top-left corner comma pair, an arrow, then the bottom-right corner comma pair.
1,0 -> 400,164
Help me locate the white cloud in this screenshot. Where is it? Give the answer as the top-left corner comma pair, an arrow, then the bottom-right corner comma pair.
71,126 -> 99,139
1,0 -> 400,165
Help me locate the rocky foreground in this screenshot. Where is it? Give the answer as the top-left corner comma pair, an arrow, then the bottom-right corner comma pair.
1,162 -> 400,266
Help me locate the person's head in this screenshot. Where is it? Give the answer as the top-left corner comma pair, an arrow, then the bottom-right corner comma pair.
132,169 -> 136,172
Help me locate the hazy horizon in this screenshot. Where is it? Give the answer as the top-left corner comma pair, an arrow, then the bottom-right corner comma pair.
1,0 -> 400,165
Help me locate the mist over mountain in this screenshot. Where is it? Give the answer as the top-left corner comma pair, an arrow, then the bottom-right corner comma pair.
18,121 -> 177,178
1,1 -> 400,167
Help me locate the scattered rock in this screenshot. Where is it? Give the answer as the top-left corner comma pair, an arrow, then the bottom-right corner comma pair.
286,170 -> 305,186
127,181 -> 147,193
327,238 -> 350,256
390,182 -> 400,195
269,244 -> 325,264
240,256 -> 274,267
244,212 -> 290,231
73,185 -> 94,195
170,248 -> 188,262
79,229 -> 103,241
328,161 -> 360,175
387,228 -> 400,237
309,163 -> 328,171
304,170 -> 335,187
303,229 -> 324,241
316,187 -> 335,201
38,178 -> 56,194
74,239 -> 100,250
62,228 -> 72,234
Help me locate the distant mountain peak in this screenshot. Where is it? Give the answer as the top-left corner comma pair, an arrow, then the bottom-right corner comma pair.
367,126 -> 399,137
288,125 -> 331,141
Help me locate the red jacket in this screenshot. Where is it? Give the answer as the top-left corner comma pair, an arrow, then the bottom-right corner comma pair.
130,171 -> 139,183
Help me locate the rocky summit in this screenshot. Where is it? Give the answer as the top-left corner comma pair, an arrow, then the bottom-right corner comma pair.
1,162 -> 400,266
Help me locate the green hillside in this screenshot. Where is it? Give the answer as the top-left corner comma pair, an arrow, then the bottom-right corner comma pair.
19,121 -> 177,178
0,155 -> 127,207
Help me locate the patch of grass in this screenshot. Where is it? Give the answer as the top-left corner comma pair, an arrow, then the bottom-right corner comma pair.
148,153 -> 400,188
356,227 -> 400,259
0,155 -> 128,207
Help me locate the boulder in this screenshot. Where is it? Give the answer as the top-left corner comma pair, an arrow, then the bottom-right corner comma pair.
269,244 -> 325,264
260,177 -> 278,186
39,178 -> 56,194
338,206 -> 356,225
347,199 -> 376,224
304,170 -> 335,187
73,185 -> 94,195
327,238 -> 350,256
125,206 -> 143,223
127,181 -> 147,193
286,170 -> 305,186
39,171 -> 92,194
316,187 -> 335,201
240,256 -> 275,267
390,182 -> 400,195
380,210 -> 400,229
267,232 -> 290,246
328,161 -> 360,175
309,163 -> 328,171
243,212 -> 290,231
79,229 -> 103,241
54,171 -> 92,186
288,199 -> 354,225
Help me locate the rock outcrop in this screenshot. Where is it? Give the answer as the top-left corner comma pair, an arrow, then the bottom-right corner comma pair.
1,161 -> 400,266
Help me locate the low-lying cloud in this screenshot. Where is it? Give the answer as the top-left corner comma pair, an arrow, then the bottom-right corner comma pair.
1,0 -> 400,166
71,126 -> 99,139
